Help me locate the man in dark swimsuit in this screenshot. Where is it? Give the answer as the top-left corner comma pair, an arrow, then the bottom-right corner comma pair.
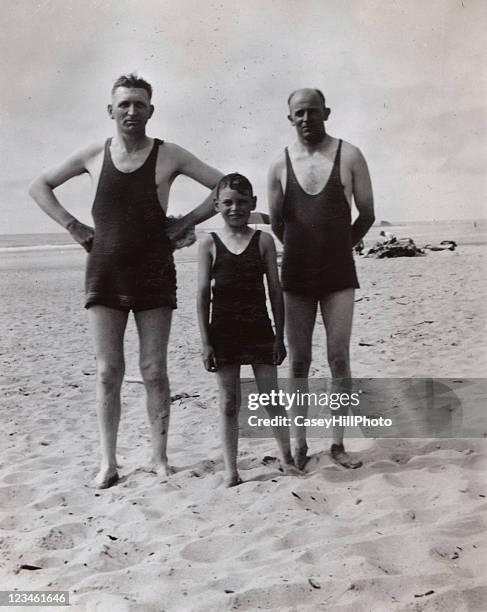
268,88 -> 375,469
29,74 -> 223,487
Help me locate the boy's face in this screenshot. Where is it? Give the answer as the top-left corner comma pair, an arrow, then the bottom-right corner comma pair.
215,186 -> 256,227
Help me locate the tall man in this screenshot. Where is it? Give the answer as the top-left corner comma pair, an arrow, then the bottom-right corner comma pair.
268,88 -> 375,469
29,74 -> 223,487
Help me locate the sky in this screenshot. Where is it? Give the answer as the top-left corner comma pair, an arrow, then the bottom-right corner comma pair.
1,0 -> 486,233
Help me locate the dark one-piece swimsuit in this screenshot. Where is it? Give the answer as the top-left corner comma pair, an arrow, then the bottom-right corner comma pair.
209,230 -> 275,366
85,138 -> 177,312
281,139 -> 359,296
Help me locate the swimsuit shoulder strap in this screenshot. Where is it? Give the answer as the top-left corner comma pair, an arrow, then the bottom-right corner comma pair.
251,229 -> 265,266
209,231 -> 224,253
331,139 -> 343,179
284,146 -> 300,193
101,137 -> 114,171
284,146 -> 294,175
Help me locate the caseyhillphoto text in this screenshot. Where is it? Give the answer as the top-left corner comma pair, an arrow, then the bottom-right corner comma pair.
247,415 -> 393,428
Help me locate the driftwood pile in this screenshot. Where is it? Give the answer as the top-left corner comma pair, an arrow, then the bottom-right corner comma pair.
365,238 -> 457,259
365,238 -> 425,258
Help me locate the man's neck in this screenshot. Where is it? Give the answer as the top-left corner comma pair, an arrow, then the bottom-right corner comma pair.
113,131 -> 151,153
295,131 -> 330,154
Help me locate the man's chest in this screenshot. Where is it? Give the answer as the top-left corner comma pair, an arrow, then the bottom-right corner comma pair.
110,147 -> 153,173
285,150 -> 352,196
88,146 -> 176,209
292,155 -> 334,194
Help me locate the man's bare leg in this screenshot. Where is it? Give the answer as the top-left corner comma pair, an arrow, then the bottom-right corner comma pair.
252,364 -> 298,472
284,292 -> 318,469
320,289 -> 362,469
88,306 -> 129,488
215,364 -> 242,487
134,306 -> 174,476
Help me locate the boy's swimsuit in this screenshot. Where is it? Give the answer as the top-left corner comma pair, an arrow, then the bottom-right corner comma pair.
209,230 -> 275,365
281,139 -> 359,296
85,138 -> 177,312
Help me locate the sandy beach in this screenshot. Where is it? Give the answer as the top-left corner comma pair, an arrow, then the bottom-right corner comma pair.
1,233 -> 486,611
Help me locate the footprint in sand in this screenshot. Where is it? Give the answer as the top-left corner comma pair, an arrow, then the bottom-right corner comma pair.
0,484 -> 35,510
2,470 -> 39,484
180,534 -> 248,563
0,514 -> 20,530
21,523 -> 87,552
40,454 -> 71,466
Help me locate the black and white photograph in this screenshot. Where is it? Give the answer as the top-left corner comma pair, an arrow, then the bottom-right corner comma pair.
1,1 -> 486,610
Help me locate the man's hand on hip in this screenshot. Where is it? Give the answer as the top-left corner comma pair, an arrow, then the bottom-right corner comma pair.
166,216 -> 196,249
67,219 -> 95,252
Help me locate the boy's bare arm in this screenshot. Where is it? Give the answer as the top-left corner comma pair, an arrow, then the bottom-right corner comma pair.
268,156 -> 285,243
196,234 -> 217,371
350,147 -> 375,245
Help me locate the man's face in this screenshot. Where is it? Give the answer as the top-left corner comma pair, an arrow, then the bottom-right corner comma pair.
288,90 -> 329,143
108,87 -> 153,134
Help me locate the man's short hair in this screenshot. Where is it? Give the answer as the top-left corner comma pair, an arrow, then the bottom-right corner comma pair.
112,74 -> 153,99
216,173 -> 254,199
287,88 -> 326,109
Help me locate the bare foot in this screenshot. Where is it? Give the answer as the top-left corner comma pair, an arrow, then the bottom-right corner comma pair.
330,443 -> 363,469
94,468 -> 119,489
281,460 -> 303,476
149,461 -> 175,477
277,453 -> 303,475
294,444 -> 310,470
225,473 -> 243,488
262,454 -> 302,475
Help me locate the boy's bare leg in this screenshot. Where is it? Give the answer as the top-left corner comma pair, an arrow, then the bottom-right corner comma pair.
215,364 -> 241,487
134,306 -> 174,476
88,306 -> 129,488
252,363 -> 297,470
284,292 -> 318,469
320,289 -> 362,469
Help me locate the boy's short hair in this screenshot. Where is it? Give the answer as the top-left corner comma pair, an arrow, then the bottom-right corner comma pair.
112,73 -> 153,99
216,173 -> 254,199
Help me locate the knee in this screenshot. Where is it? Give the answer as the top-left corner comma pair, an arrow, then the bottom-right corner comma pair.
139,360 -> 168,388
220,393 -> 239,417
327,352 -> 350,376
97,361 -> 124,390
289,358 -> 311,378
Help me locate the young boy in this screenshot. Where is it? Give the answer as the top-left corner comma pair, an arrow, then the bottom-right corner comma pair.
197,173 -> 297,486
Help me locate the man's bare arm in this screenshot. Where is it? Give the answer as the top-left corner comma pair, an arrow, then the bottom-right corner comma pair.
29,144 -> 102,250
267,157 -> 285,243
261,232 -> 284,340
261,232 -> 286,365
350,148 -> 375,245
166,145 -> 224,241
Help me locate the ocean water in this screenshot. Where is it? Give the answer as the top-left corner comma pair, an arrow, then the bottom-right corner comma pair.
0,232 -> 77,250
0,220 -> 485,257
